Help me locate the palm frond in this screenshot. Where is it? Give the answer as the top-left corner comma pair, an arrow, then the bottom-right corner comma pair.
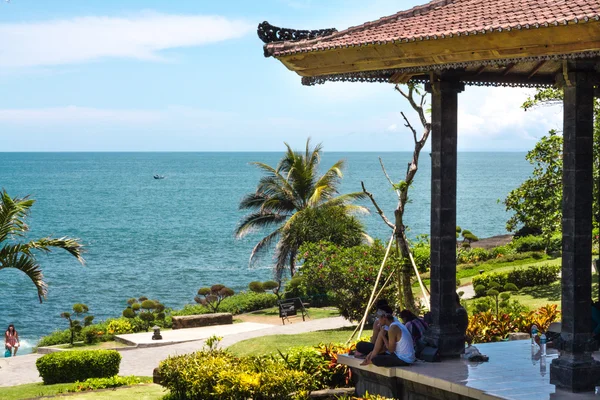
235,212 -> 288,238
0,191 -> 35,242
0,252 -> 46,302
248,228 -> 282,266
26,237 -> 86,264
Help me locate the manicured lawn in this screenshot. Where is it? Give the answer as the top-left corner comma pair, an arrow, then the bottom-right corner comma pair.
51,341 -> 131,350
0,382 -> 162,400
456,257 -> 561,286
226,326 -> 358,357
464,274 -> 597,311
246,306 -> 340,319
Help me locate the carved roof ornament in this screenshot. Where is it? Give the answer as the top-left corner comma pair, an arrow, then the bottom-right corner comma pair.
257,21 -> 337,57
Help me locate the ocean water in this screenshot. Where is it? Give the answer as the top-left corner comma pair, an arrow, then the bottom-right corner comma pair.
0,152 -> 531,353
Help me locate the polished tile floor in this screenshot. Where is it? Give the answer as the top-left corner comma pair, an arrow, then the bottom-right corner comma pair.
341,340 -> 599,400
457,340 -> 599,400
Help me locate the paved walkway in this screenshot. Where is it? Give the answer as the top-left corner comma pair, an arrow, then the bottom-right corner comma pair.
0,317 -> 353,387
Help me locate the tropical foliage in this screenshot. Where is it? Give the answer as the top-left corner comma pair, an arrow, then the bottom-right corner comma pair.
61,303 -> 94,346
472,264 -> 560,297
235,139 -> 368,280
0,190 -> 85,302
279,342 -> 355,389
505,88 -> 600,249
194,284 -> 235,313
467,304 -> 560,343
158,350 -> 316,400
503,130 -> 563,249
297,240 -> 400,321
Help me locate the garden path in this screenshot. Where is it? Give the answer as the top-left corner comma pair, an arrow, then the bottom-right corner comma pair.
0,316 -> 353,388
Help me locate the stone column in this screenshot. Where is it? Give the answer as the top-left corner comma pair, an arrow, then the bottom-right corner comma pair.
424,79 -> 465,357
550,62 -> 600,392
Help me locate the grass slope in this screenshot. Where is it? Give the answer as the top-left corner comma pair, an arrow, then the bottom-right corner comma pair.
0,382 -> 163,400
226,326 -> 357,357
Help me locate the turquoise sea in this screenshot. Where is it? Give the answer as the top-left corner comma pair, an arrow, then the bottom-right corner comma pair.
0,152 -> 531,353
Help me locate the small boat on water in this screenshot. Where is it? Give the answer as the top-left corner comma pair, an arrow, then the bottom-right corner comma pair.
153,175 -> 165,180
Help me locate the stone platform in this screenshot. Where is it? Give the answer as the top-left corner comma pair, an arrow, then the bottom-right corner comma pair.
338,340 -> 600,400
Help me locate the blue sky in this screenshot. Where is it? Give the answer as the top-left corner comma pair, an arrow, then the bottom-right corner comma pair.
0,0 -> 563,152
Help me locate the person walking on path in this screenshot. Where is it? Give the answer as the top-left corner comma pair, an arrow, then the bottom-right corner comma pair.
5,324 -> 20,357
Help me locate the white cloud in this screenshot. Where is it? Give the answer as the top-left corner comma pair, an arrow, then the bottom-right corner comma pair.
458,87 -> 563,147
0,13 -> 254,68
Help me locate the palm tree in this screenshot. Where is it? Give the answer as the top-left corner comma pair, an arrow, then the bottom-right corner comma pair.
0,190 -> 85,302
235,139 -> 369,279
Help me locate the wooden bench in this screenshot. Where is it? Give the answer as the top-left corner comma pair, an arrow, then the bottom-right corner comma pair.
171,313 -> 232,329
277,298 -> 309,325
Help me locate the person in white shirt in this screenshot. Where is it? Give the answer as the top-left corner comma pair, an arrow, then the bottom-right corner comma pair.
360,305 -> 416,367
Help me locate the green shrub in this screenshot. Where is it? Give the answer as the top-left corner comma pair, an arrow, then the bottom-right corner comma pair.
37,329 -> 73,347
298,241 -> 399,321
472,264 -> 560,296
280,343 -> 352,389
67,375 -> 151,392
36,350 -> 121,384
411,244 -> 431,273
172,292 -> 278,316
123,296 -> 166,331
510,235 -> 561,253
61,303 -> 94,346
158,350 -> 315,400
491,245 -> 516,258
106,318 -> 134,335
248,281 -> 265,293
457,247 -> 492,264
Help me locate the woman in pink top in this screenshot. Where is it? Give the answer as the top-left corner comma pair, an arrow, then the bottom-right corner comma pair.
5,324 -> 20,357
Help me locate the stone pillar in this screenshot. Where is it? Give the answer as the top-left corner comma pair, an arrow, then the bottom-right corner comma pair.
550,62 -> 600,392
424,79 -> 465,358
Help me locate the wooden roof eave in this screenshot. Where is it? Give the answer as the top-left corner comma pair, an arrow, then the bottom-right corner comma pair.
272,22 -> 600,78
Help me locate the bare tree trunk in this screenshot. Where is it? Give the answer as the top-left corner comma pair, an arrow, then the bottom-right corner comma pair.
362,84 -> 431,312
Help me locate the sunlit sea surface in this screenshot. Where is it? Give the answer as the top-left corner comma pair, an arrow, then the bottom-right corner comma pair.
0,152 -> 531,353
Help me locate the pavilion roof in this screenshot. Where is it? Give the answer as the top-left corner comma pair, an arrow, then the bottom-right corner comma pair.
264,0 -> 600,58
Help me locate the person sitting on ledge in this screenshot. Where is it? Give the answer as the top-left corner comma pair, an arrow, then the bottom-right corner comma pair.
355,298 -> 399,357
360,305 -> 415,367
399,309 -> 428,350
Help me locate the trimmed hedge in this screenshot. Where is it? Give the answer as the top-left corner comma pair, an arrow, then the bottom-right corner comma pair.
158,350 -> 315,399
472,264 -> 560,297
172,292 -> 278,317
36,350 -> 121,384
511,234 -> 561,253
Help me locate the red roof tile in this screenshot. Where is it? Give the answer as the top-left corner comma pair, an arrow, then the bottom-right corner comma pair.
265,0 -> 600,57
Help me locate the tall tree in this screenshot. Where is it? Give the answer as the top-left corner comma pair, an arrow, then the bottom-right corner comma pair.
362,83 -> 431,311
235,139 -> 369,279
503,130 -> 563,248
504,89 -> 600,248
0,191 -> 85,302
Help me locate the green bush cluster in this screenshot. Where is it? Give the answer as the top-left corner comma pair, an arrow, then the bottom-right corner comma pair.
122,296 -> 166,332
172,292 -> 278,317
37,317 -> 150,347
67,375 -> 151,392
158,350 -> 315,400
472,264 -> 560,297
36,350 -> 121,384
457,247 -> 493,264
280,343 -> 351,389
511,234 -> 561,253
297,241 -> 399,321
